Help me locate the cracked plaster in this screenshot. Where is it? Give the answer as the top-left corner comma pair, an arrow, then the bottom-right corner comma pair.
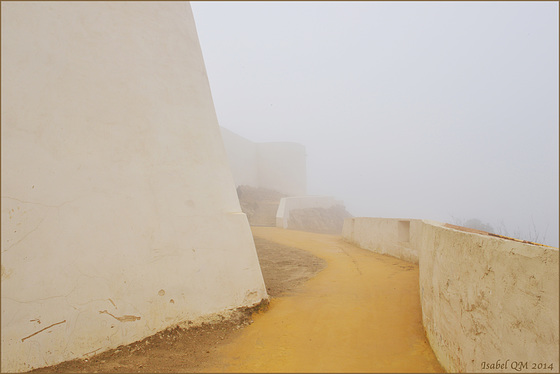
1,2 -> 267,372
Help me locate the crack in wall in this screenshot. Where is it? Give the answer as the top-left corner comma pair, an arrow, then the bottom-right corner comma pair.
1,195 -> 82,209
2,216 -> 47,253
21,320 -> 66,342
99,310 -> 141,322
82,347 -> 102,357
2,195 -> 90,253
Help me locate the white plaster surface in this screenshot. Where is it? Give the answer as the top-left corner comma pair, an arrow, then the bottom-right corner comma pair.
1,2 -> 267,372
220,128 -> 307,197
419,221 -> 559,373
342,217 -> 421,264
276,196 -> 342,229
342,217 -> 559,372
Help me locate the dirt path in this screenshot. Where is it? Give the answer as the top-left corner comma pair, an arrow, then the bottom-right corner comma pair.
30,227 -> 443,373
201,227 -> 443,372
29,230 -> 326,373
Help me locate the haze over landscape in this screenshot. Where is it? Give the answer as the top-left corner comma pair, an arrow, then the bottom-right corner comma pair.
191,1 -> 559,247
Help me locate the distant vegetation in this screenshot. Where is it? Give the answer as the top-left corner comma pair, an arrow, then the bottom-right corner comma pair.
450,216 -> 548,245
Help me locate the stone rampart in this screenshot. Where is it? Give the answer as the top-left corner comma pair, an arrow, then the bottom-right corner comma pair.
220,128 -> 307,197
276,196 -> 342,229
1,2 -> 267,372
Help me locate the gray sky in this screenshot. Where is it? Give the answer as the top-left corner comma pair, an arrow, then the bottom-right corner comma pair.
191,1 -> 559,247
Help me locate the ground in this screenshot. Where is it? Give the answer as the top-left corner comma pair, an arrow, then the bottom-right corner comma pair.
29,227 -> 443,373
203,228 -> 443,373
29,236 -> 326,373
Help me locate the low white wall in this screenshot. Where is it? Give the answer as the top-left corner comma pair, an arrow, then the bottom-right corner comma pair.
419,221 -> 559,373
220,129 -> 307,197
276,196 -> 341,229
342,217 -> 421,264
1,2 -> 267,372
342,218 -> 559,373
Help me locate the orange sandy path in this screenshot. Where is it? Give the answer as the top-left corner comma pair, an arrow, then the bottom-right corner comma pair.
205,227 -> 444,373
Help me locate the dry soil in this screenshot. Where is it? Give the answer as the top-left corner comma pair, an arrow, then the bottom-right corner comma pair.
28,234 -> 326,373
29,227 -> 444,373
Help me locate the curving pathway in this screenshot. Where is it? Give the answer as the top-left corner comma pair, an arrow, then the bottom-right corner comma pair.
204,227 -> 444,373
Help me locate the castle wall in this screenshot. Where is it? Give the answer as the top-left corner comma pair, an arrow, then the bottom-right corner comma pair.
256,142 -> 306,197
342,217 -> 559,372
220,129 -> 307,197
276,196 -> 342,229
219,127 -> 259,188
1,2 -> 267,372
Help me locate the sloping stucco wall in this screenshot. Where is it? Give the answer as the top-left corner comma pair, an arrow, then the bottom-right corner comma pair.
342,217 -> 559,372
1,2 -> 267,372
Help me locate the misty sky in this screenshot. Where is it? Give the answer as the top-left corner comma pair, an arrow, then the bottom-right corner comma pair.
191,1 -> 559,247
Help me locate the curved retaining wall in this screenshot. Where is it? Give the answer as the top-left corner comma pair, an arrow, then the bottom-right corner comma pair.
342,217 -> 422,264
343,218 -> 559,373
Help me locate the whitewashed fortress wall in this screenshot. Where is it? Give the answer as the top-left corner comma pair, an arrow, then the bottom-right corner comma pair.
1,2 -> 267,372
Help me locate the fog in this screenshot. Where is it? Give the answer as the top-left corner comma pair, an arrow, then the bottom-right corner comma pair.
191,1 -> 559,247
